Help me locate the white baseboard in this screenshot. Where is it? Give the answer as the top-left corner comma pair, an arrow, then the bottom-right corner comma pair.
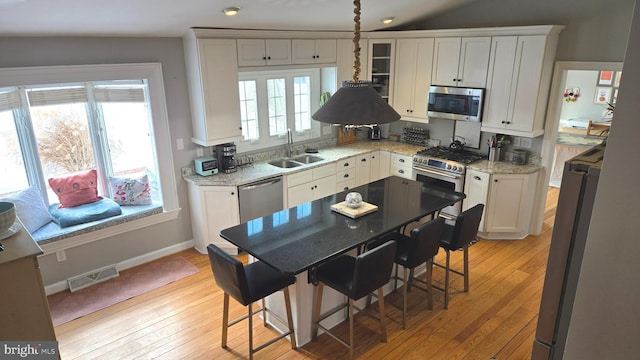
44,239 -> 195,295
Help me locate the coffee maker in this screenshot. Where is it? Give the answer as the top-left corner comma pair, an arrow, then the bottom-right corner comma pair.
216,143 -> 237,173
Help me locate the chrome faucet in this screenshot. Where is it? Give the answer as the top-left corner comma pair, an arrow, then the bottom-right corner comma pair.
286,128 -> 294,158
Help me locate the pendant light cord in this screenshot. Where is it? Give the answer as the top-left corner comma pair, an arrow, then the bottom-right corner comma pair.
353,0 -> 361,84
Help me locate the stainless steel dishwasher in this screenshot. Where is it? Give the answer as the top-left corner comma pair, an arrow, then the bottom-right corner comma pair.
238,176 -> 284,223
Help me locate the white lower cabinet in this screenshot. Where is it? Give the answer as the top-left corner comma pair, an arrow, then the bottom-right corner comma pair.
464,169 -> 539,239
390,153 -> 414,179
187,183 -> 240,254
286,163 -> 337,207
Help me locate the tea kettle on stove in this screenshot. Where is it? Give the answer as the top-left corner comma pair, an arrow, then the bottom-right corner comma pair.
449,136 -> 466,151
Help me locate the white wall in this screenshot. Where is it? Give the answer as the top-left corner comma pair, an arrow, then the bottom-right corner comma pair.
559,70 -> 610,122
564,1 -> 640,357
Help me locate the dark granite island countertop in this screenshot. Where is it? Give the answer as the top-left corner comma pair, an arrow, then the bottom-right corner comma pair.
220,176 -> 465,275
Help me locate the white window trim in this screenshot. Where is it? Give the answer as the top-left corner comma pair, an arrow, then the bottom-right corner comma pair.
0,63 -> 179,220
236,68 -> 321,153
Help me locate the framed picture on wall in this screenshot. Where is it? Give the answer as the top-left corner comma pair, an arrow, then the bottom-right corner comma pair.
598,71 -> 614,86
594,86 -> 612,104
614,71 -> 622,87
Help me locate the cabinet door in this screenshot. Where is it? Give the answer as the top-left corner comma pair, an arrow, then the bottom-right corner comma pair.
288,182 -> 315,207
291,39 -> 316,64
432,37 -> 461,86
369,150 -> 381,181
507,35 -> 547,133
457,37 -> 491,88
237,39 -> 267,66
464,169 -> 490,231
355,153 -> 372,187
368,40 -> 395,104
314,175 -> 337,200
315,39 -> 337,63
378,150 -> 391,179
486,174 -> 528,233
483,36 -> 518,130
337,39 -> 368,86
191,39 -> 242,146
393,38 -> 434,122
266,39 -> 292,65
189,184 -> 239,254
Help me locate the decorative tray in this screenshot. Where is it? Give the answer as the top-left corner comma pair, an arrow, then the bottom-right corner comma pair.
330,201 -> 378,219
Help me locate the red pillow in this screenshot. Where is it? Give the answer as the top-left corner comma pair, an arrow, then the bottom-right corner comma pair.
48,169 -> 102,208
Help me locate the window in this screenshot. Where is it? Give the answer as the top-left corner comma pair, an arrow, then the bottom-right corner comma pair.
0,64 -> 178,215
237,68 -> 321,152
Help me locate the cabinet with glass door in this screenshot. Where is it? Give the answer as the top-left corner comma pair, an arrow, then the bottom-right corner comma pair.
367,40 -> 395,104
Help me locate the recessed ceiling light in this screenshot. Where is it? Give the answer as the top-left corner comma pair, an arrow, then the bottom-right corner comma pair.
381,17 -> 395,25
223,6 -> 240,16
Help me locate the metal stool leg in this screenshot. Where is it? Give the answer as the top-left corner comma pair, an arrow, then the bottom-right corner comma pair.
283,288 -> 297,349
463,246 -> 469,292
402,267 -> 409,329
349,298 -> 355,360
426,258 -> 434,310
444,250 -> 451,310
312,283 -> 324,340
221,293 -> 229,348
248,302 -> 254,360
378,287 -> 387,342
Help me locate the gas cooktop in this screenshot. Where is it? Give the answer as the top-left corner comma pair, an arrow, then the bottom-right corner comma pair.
416,146 -> 485,164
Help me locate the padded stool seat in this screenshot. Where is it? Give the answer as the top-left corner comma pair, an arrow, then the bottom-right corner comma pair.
208,244 -> 296,360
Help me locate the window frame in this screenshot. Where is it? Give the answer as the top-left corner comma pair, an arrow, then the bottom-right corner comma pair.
0,63 -> 179,215
236,68 -> 321,152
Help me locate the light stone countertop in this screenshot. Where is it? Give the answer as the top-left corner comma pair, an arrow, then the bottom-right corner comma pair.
467,160 -> 542,174
183,140 -> 424,187
183,140 -> 541,186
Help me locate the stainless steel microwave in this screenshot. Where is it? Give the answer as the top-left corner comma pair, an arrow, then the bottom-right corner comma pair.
427,86 -> 484,122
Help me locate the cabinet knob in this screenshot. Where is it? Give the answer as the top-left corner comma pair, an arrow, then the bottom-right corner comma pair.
501,121 -> 506,124
399,158 -> 405,163
453,78 -> 457,82
399,169 -> 405,174
231,192 -> 235,195
344,174 -> 349,178
262,56 -> 267,60
361,158 -> 366,162
474,176 -> 481,181
494,179 -> 499,182
344,163 -> 349,167
267,56 -> 271,60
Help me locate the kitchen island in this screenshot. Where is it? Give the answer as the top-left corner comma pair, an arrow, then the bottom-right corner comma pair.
219,176 -> 465,345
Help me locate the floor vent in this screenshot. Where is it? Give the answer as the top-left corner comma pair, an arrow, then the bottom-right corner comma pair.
67,265 -> 119,292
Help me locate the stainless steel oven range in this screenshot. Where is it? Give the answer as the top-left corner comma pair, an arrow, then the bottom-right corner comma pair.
412,146 -> 484,218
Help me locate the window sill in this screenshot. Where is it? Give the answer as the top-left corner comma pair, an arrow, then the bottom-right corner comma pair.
35,204 -> 180,254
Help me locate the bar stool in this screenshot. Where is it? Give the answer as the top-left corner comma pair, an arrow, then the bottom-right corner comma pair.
434,204 -> 484,309
207,244 -> 296,360
312,240 -> 397,360
371,217 -> 445,328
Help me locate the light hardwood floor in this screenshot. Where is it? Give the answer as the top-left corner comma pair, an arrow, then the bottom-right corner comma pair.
54,187 -> 560,359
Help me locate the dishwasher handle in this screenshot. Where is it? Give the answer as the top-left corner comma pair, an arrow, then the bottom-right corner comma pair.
239,177 -> 283,191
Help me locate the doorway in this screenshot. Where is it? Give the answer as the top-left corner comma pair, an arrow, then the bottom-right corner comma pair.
531,61 -> 623,233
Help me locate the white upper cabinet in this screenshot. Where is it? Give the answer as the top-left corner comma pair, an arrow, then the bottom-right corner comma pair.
336,39 -> 368,87
482,35 -> 557,137
393,38 -> 434,123
183,36 -> 242,146
236,39 -> 292,66
291,39 -> 337,64
367,40 -> 396,104
431,37 -> 491,88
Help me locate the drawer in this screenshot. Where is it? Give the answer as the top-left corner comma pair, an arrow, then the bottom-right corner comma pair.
337,168 -> 356,182
312,163 -> 337,179
391,153 -> 413,167
336,178 -> 357,192
390,164 -> 413,179
336,157 -> 355,170
286,170 -> 313,188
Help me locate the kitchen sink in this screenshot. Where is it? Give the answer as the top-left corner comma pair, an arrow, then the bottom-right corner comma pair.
268,159 -> 303,168
292,155 -> 324,164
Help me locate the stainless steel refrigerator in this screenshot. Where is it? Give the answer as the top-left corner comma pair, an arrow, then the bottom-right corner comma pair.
532,143 -> 606,359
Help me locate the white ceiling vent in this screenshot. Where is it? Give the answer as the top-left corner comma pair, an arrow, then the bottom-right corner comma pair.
67,265 -> 119,292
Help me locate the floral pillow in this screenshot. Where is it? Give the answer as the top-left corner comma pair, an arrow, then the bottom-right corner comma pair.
109,174 -> 152,206
48,169 -> 102,208
1,186 -> 52,233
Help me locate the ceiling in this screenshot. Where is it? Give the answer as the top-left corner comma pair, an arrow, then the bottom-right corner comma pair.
0,0 -> 478,37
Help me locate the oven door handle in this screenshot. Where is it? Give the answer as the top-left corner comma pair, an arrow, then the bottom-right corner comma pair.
414,167 -> 462,180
